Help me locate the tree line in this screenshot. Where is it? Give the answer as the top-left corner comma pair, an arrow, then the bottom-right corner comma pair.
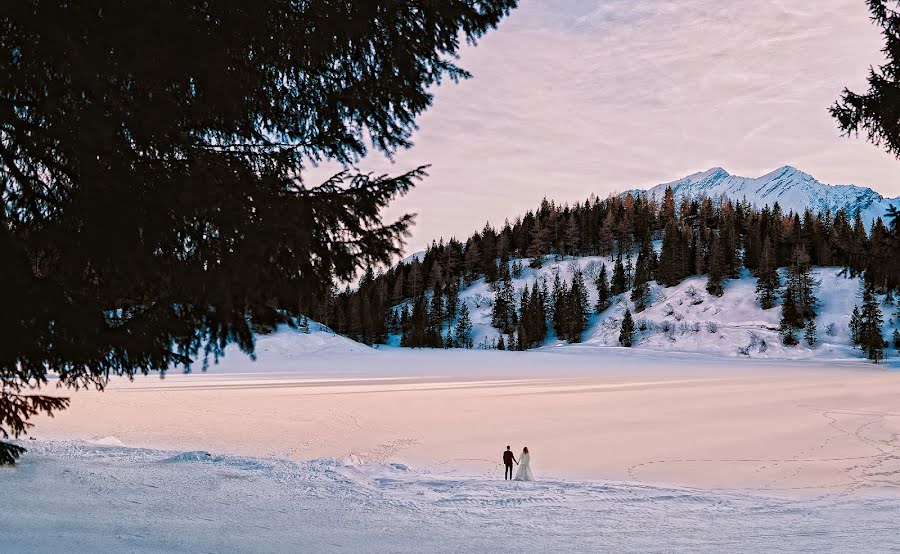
316,188 -> 899,360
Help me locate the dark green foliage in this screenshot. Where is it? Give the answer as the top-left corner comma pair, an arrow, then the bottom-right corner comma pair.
630,240 -> 654,312
831,1 -> 900,292
893,328 -> 900,351
780,288 -> 800,346
1,393 -> 69,465
454,303 -> 474,349
706,233 -> 727,297
595,264 -> 611,313
780,246 -> 818,346
516,282 -> 548,350
850,306 -> 863,345
804,318 -> 817,347
832,1 -> 900,159
611,254 -> 627,295
857,288 -> 886,363
755,238 -> 780,309
568,270 -> 592,342
619,309 -> 635,347
491,277 -> 517,335
0,0 -> 516,462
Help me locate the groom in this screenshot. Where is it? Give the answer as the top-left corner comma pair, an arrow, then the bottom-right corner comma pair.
503,446 -> 518,480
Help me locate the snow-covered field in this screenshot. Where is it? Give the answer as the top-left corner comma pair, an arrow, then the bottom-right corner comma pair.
3,336 -> 900,552
4,439 -> 900,553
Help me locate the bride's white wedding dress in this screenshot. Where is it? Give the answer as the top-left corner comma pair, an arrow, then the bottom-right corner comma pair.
514,452 -> 534,481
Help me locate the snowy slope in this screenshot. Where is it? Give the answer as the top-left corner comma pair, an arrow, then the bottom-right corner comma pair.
629,166 -> 900,227
410,256 -> 899,360
584,267 -> 872,359
183,320 -> 372,374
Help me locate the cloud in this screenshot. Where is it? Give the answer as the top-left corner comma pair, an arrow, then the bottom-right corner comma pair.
317,0 -> 898,254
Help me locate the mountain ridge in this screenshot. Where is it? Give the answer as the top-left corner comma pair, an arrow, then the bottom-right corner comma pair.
627,166 -> 900,226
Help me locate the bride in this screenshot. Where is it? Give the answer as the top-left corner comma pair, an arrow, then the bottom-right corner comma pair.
514,447 -> 534,481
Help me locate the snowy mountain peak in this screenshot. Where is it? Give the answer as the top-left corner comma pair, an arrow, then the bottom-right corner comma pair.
635,166 -> 899,227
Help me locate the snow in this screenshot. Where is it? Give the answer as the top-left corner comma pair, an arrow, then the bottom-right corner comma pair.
585,267 -> 872,359
417,255 -> 896,360
397,249 -> 427,266
628,166 -> 900,228
3,439 -> 899,553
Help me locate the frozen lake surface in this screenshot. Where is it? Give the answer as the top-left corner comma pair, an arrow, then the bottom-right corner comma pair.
4,346 -> 900,551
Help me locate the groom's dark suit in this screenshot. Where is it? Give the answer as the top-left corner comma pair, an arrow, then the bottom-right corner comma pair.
503,449 -> 516,480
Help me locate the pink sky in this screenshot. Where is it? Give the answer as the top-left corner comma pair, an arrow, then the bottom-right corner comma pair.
323,0 -> 899,254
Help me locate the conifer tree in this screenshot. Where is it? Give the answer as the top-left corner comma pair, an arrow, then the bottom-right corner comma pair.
657,221 -> 686,287
850,305 -> 863,345
511,260 -> 524,279
611,254 -> 627,295
569,270 -> 591,342
789,247 -> 818,322
860,289 -> 886,363
454,303 -> 474,349
529,281 -> 549,348
491,277 -> 517,335
625,251 -> 635,290
631,242 -> 652,312
780,287 -> 800,346
550,272 -> 564,324
497,335 -> 506,351
893,328 -> 900,351
596,264 -> 611,313
552,278 -> 571,339
619,309 -> 636,347
755,238 -> 780,309
804,318 -> 817,347
706,234 -> 727,297
0,0 -> 518,462
516,285 -> 532,350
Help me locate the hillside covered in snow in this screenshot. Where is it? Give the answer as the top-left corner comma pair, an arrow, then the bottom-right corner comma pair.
629,166 -> 900,228
315,164 -> 900,363
440,255 -> 895,360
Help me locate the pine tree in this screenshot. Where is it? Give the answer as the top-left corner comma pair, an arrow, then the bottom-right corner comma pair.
860,288 -> 886,363
497,335 -> 506,351
611,254 -> 627,295
779,246 -> 817,346
630,242 -> 652,312
454,303 -> 474,349
780,287 -> 800,346
552,278 -> 571,340
0,1 -> 517,463
893,328 -> 900,351
804,317 -> 817,347
625,251 -> 635,290
657,221 -> 686,286
706,233 -> 726,297
755,238 -> 780,309
529,281 -> 548,348
569,271 -> 591,342
491,277 -> 517,335
516,285 -> 532,350
789,247 -> 818,322
619,308 -> 636,347
511,259 -> 524,279
596,264 -> 611,313
850,305 -> 863,345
